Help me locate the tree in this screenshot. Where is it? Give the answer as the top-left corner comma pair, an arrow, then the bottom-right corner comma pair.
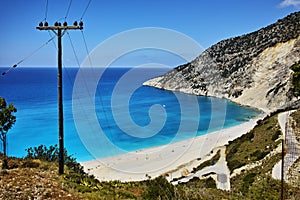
0,97 -> 17,168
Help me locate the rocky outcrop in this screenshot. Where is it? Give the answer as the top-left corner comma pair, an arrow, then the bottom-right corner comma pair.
143,12 -> 300,112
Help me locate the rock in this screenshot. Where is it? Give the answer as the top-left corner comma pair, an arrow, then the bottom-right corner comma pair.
144,11 -> 300,112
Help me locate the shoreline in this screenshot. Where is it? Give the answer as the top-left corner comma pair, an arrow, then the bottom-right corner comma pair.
80,113 -> 266,182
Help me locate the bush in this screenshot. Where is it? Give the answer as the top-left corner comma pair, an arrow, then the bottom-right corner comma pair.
25,144 -> 84,174
25,145 -> 59,162
241,172 -> 256,194
142,176 -> 175,200
228,160 -> 245,172
205,177 -> 217,189
272,130 -> 281,141
251,150 -> 269,160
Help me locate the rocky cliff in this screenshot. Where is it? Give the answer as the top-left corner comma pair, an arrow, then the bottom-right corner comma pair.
143,12 -> 300,112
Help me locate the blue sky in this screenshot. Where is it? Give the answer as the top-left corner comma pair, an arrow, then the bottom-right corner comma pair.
0,0 -> 299,68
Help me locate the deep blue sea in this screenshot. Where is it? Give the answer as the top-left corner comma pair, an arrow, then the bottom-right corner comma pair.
0,67 -> 261,162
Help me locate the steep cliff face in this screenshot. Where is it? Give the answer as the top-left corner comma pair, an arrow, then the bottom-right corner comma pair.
144,12 -> 300,112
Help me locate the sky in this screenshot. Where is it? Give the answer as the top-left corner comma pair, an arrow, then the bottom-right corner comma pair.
0,0 -> 299,68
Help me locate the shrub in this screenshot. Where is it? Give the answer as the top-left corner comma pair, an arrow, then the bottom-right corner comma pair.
228,160 -> 245,172
251,150 -> 269,160
25,144 -> 84,174
241,172 -> 256,194
25,145 -> 59,162
205,177 -> 217,189
142,176 -> 175,200
272,130 -> 281,141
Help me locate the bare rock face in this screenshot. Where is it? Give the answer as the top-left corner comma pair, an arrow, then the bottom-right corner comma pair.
144,12 -> 300,112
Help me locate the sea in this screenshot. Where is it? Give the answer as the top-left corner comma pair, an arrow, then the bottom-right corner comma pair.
0,67 -> 261,162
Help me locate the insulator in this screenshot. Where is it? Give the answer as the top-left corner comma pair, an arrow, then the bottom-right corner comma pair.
39,22 -> 43,27
44,22 -> 48,26
63,21 -> 67,26
73,21 -> 78,26
79,21 -> 83,27
55,22 -> 59,26
58,22 -> 61,26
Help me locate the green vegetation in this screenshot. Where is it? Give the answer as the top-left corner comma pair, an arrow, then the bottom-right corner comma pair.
291,61 -> 300,97
2,109 -> 300,199
24,145 -> 146,199
226,114 -> 281,172
0,97 -> 17,169
175,177 -> 228,200
229,152 -> 299,199
241,172 -> 257,194
142,175 -> 175,199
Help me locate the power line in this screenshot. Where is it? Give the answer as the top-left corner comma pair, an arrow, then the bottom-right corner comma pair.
79,29 -> 115,146
80,0 -> 92,20
44,0 -> 48,21
48,30 -> 57,49
65,0 -> 73,21
66,29 -> 114,154
81,30 -> 93,67
1,36 -> 56,76
67,32 -> 81,67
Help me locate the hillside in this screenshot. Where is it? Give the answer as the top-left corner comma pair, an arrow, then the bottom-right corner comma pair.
144,11 -> 300,112
1,109 -> 299,199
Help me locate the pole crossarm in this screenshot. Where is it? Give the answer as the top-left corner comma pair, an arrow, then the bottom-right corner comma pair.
36,25 -> 83,31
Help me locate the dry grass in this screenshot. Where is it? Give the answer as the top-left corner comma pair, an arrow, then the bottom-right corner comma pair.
0,156 -> 82,200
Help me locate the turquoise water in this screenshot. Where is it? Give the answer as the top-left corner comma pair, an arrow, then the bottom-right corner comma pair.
0,67 -> 260,162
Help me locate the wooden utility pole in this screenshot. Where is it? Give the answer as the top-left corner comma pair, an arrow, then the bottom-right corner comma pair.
37,21 -> 83,174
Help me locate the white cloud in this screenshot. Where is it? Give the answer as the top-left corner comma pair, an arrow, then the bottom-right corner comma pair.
279,0 -> 300,8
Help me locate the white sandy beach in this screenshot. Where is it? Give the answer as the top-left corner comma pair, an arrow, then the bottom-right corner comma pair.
81,115 -> 265,182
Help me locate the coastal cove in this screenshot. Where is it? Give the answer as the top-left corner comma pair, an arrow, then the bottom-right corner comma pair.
0,67 -> 261,163
1,1 -> 300,198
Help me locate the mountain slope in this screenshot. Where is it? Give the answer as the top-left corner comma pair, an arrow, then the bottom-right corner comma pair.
144,12 -> 300,112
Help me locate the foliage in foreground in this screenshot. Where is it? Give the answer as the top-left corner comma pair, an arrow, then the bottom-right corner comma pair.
0,97 -> 17,169
3,107 -> 300,200
24,145 -> 145,199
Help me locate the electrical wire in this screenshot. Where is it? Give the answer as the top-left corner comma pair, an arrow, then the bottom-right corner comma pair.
80,0 -> 92,20
80,30 -> 93,67
48,30 -> 57,49
44,0 -> 48,21
1,36 -> 56,76
67,32 -> 81,67
79,29 -> 114,140
65,0 -> 73,21
66,30 -> 114,147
